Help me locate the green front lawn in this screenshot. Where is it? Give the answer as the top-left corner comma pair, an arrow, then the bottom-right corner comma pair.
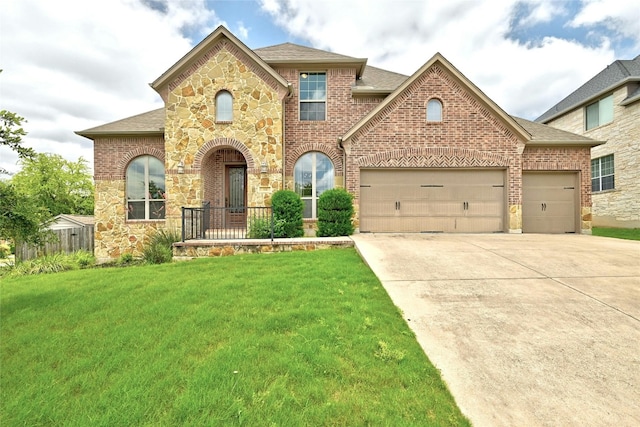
592,227 -> 640,241
1,249 -> 469,426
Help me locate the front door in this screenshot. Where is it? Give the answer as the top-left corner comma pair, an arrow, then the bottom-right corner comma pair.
225,166 -> 247,227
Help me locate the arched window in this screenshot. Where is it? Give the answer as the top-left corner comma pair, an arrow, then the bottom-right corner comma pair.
294,152 -> 334,218
126,155 -> 165,220
216,91 -> 233,122
427,98 -> 442,122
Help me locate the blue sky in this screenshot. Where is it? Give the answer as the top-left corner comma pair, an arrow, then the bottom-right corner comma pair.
1,0 -> 639,175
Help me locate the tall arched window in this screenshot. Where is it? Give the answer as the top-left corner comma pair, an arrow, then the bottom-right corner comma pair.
216,91 -> 233,122
294,152 -> 334,218
427,98 -> 442,122
126,155 -> 165,220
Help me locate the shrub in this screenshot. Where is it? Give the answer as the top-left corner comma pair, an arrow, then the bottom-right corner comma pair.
317,188 -> 354,237
70,250 -> 96,269
142,229 -> 180,264
271,190 -> 304,238
0,243 -> 10,259
117,252 -> 135,266
247,216 -> 286,239
11,253 -> 73,276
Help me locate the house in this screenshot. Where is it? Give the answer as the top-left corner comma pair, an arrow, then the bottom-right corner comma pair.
78,26 -> 601,261
536,55 -> 640,228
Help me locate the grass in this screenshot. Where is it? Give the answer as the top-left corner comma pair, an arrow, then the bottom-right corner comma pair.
592,227 -> 640,241
0,249 -> 469,426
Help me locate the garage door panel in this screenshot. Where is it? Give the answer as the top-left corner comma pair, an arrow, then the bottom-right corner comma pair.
523,172 -> 577,234
360,169 -> 505,233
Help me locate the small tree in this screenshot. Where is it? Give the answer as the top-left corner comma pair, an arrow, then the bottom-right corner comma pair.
0,180 -> 52,246
271,190 -> 304,238
317,188 -> 355,237
0,102 -> 35,175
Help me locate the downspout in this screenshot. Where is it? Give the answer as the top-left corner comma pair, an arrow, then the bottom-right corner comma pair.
282,83 -> 293,190
337,136 -> 346,190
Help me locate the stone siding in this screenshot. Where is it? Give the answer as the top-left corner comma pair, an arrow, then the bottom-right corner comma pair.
545,86 -> 640,227
93,136 -> 167,260
163,42 -> 286,226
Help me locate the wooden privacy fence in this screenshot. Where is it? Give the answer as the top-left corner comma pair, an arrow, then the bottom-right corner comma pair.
16,227 -> 94,261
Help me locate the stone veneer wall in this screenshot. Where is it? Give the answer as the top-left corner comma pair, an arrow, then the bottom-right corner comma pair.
342,64 -> 524,231
161,41 -> 288,228
522,146 -> 593,232
93,136 -> 167,260
545,85 -> 640,227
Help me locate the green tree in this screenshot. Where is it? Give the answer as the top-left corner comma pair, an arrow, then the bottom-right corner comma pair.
0,109 -> 35,175
0,180 -> 52,245
12,153 -> 94,217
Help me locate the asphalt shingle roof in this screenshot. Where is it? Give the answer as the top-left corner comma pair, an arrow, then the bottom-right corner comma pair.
536,55 -> 640,123
512,116 -> 599,144
77,108 -> 164,136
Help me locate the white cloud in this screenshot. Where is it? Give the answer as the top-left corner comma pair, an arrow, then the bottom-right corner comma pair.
517,0 -> 566,28
569,0 -> 640,48
0,0 -> 219,176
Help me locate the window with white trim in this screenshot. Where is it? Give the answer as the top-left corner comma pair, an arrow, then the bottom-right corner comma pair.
299,72 -> 326,121
427,99 -> 442,122
591,154 -> 614,192
585,94 -> 613,130
294,152 -> 334,218
126,155 -> 165,220
216,91 -> 233,122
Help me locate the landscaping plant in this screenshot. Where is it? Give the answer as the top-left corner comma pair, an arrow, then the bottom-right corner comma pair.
271,190 -> 304,238
317,188 -> 355,237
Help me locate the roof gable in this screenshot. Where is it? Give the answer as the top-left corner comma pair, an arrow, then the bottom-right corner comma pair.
536,54 -> 640,123
151,26 -> 290,100
341,53 -> 530,143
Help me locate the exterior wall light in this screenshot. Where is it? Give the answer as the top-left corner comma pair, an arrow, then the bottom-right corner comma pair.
260,161 -> 268,174
177,161 -> 185,174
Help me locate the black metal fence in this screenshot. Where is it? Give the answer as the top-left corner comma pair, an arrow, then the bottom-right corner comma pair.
182,204 -> 274,241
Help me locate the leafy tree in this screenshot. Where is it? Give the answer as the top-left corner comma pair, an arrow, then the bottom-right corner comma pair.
0,109 -> 35,175
0,180 -> 52,245
12,153 -> 94,217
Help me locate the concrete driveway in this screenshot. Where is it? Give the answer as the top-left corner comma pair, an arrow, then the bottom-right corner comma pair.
351,233 -> 640,427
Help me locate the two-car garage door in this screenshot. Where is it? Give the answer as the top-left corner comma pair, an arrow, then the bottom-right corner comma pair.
359,169 -> 505,233
359,169 -> 579,233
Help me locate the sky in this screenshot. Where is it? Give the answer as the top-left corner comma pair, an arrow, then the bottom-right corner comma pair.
1,0 -> 638,176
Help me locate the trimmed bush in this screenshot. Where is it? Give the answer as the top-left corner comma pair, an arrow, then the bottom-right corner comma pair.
317,188 -> 354,237
248,216 -> 286,239
271,190 -> 304,238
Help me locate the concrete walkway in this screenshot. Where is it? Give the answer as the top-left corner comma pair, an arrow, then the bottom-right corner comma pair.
352,233 -> 640,427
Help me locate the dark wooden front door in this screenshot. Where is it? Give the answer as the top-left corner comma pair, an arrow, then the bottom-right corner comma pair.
225,166 -> 247,227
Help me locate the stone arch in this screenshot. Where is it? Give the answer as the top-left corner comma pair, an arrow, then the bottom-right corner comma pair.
356,147 -> 509,168
118,148 -> 165,179
194,138 -> 256,170
286,143 -> 343,176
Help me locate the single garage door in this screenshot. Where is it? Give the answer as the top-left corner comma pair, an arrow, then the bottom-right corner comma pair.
360,169 -> 505,233
522,172 -> 578,233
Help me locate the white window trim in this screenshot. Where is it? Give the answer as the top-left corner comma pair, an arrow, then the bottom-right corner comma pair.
294,152 -> 334,219
591,154 -> 615,192
585,94 -> 613,130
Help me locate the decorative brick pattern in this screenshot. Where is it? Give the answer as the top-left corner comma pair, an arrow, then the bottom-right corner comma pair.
356,147 -> 510,168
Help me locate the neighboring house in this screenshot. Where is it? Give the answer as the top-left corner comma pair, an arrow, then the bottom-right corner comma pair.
78,26 -> 601,261
537,55 -> 640,228
48,214 -> 95,230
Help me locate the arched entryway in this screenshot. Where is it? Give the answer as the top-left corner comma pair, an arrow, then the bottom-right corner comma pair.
202,147 -> 247,228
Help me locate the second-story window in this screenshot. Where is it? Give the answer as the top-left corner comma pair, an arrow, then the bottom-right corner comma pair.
585,94 -> 613,130
216,90 -> 233,122
427,99 -> 443,122
299,72 -> 326,121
